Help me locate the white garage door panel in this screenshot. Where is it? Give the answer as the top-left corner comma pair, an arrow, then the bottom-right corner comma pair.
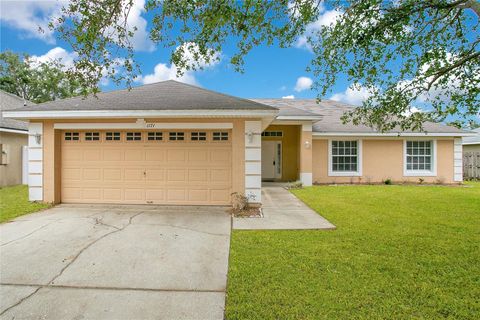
61,131 -> 232,205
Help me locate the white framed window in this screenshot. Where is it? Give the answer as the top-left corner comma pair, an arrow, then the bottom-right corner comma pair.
126,132 -> 142,141
169,132 -> 184,141
191,132 -> 207,141
105,132 -> 121,141
328,139 -> 362,176
85,132 -> 100,141
404,140 -> 437,176
261,131 -> 283,137
147,132 -> 163,141
64,132 -> 80,141
213,132 -> 229,141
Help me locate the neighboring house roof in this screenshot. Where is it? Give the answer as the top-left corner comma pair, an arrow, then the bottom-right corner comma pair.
0,90 -> 29,132
12,80 -> 277,112
462,128 -> 480,145
253,98 -> 471,136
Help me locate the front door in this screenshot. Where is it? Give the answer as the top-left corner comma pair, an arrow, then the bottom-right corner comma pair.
261,141 -> 281,180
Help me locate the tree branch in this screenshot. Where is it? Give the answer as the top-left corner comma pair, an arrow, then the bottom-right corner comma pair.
426,51 -> 480,90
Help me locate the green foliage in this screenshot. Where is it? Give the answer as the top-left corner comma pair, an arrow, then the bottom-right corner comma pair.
0,185 -> 51,223
51,0 -> 479,130
0,51 -> 93,103
383,178 -> 392,185
226,182 -> 480,319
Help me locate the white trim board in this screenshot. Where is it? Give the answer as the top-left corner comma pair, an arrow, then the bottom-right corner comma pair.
54,122 -> 234,130
4,109 -> 279,119
0,128 -> 28,134
314,132 -> 474,137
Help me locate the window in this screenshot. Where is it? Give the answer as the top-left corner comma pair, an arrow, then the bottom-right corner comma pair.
85,132 -> 100,141
404,140 -> 436,176
106,132 -> 121,141
213,132 -> 229,141
64,132 -> 79,141
126,132 -> 142,141
148,132 -> 163,141
329,140 -> 361,176
169,132 -> 184,141
261,131 -> 283,137
191,132 -> 206,141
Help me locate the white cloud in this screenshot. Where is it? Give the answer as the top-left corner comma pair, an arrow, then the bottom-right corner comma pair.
294,2 -> 343,50
0,0 -> 63,43
294,76 -> 313,92
117,0 -> 154,52
330,85 -> 374,105
136,42 -> 221,85
0,0 -> 153,51
282,95 -> 295,99
138,63 -> 198,85
29,47 -> 77,69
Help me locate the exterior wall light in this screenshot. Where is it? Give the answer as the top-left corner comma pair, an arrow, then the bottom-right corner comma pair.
304,140 -> 311,149
35,133 -> 42,145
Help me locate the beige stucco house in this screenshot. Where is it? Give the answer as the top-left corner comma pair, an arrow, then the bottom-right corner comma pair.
2,80 -> 473,205
0,90 -> 29,187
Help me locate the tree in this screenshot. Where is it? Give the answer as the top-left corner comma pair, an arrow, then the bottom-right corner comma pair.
50,0 -> 479,130
0,51 -> 92,103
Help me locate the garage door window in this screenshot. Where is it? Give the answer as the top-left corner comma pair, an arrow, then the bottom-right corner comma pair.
85,132 -> 100,141
64,132 -> 80,141
126,132 -> 142,141
169,132 -> 184,141
213,132 -> 229,141
191,132 -> 207,141
148,132 -> 163,141
106,132 -> 121,141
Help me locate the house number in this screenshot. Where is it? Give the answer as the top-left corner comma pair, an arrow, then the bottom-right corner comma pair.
145,123 -> 156,128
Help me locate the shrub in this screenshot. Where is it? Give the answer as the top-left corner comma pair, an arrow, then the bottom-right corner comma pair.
383,178 -> 392,185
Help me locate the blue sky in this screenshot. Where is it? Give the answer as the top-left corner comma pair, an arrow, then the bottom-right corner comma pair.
0,0 -> 360,103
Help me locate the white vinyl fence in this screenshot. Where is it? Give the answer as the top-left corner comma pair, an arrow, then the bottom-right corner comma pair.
463,152 -> 480,179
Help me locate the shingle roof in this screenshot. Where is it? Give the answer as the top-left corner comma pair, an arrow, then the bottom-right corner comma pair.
0,90 -> 29,131
14,80 -> 277,112
253,98 -> 470,134
463,128 -> 480,145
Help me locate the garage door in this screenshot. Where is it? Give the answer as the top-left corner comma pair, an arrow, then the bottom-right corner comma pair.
61,130 -> 232,205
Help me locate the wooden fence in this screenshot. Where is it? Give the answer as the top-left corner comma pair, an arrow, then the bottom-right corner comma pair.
463,152 -> 480,179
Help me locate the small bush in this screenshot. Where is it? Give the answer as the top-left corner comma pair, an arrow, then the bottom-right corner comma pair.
286,181 -> 303,189
418,178 -> 425,184
383,178 -> 392,185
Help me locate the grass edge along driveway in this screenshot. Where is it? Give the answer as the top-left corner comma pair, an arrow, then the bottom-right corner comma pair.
0,185 -> 51,223
226,183 -> 480,319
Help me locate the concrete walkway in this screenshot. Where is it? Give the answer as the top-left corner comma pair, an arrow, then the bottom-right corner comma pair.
233,186 -> 336,230
0,205 -> 231,320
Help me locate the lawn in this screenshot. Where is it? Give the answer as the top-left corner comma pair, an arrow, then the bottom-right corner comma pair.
226,182 -> 480,319
0,185 -> 51,223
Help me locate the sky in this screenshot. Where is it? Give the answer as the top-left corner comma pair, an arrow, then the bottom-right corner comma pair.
0,0 -> 367,104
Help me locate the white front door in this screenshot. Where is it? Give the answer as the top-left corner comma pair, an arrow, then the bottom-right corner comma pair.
262,141 -> 281,180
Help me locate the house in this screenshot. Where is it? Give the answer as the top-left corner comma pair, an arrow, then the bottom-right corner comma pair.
0,90 -> 29,187
462,128 -> 480,152
2,80 -> 473,205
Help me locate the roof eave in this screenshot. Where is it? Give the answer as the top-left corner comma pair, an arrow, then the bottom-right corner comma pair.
312,132 -> 474,137
3,109 -> 279,120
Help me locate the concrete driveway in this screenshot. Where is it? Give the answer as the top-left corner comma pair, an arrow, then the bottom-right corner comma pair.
0,204 -> 231,320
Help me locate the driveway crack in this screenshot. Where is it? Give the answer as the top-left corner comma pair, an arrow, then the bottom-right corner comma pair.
148,224 -> 230,237
1,222 -> 52,247
0,211 -> 145,316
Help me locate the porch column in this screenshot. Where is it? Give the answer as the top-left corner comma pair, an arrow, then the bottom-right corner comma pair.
244,120 -> 262,203
299,123 -> 313,186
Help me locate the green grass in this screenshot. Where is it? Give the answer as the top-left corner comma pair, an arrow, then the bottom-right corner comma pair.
0,185 -> 51,223
226,182 -> 480,319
